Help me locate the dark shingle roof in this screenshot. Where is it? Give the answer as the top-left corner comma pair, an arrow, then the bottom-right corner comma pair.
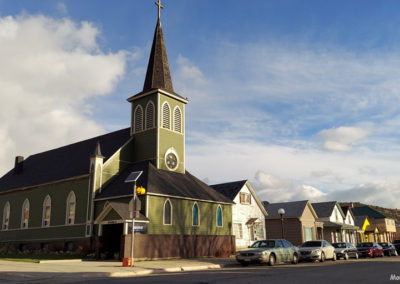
352,206 -> 387,218
0,128 -> 131,192
264,200 -> 309,218
312,201 -> 337,218
354,215 -> 368,228
143,20 -> 174,93
96,161 -> 233,204
210,180 -> 247,200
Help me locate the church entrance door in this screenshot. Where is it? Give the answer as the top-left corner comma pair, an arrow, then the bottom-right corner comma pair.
101,223 -> 123,260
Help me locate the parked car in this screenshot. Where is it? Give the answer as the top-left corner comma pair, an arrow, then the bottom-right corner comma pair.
357,242 -> 383,258
332,242 -> 359,260
235,239 -> 300,266
379,242 -> 398,256
393,240 -> 400,254
299,240 -> 336,262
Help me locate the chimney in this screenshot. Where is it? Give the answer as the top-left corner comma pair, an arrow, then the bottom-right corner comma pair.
14,156 -> 24,174
349,202 -> 354,209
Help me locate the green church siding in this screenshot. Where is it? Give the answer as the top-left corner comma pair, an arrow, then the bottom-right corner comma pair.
0,177 -> 89,242
157,94 -> 185,173
101,139 -> 136,186
146,195 -> 232,235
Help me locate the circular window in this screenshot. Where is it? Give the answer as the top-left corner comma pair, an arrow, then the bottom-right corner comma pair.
165,148 -> 179,171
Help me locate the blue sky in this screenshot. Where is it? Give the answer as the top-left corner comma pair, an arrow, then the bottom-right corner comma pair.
1,1 -> 400,207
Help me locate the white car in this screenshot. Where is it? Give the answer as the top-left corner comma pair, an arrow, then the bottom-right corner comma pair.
299,240 -> 337,262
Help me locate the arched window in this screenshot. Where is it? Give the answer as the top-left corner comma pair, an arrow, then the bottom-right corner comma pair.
145,101 -> 155,129
163,199 -> 172,225
192,203 -> 199,226
21,199 -> 30,229
42,195 -> 51,227
2,202 -> 10,230
66,191 -> 76,225
216,206 -> 223,227
173,107 -> 182,133
134,105 -> 143,133
162,102 -> 171,129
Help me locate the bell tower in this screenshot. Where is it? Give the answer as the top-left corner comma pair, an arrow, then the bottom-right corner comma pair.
127,0 -> 187,174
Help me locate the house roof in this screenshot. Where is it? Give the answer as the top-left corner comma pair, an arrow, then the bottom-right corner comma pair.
312,201 -> 344,218
354,215 -> 369,228
0,128 -> 131,193
351,206 -> 387,219
264,200 -> 310,219
95,161 -> 233,204
210,180 -> 247,200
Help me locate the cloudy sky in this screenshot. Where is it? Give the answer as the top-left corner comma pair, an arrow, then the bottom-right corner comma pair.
1,0 -> 400,208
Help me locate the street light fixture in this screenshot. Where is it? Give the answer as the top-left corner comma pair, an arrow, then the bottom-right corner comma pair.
278,208 -> 285,239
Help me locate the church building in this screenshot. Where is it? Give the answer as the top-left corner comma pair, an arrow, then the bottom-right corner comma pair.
0,2 -> 235,259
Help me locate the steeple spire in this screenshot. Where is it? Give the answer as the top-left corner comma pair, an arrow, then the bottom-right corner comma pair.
142,1 -> 174,93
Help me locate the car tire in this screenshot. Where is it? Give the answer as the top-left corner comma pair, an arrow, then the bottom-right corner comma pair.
380,252 -> 384,257
320,252 -> 325,262
292,253 -> 299,264
332,252 -> 337,261
372,252 -> 375,258
344,253 -> 349,260
268,254 -> 276,266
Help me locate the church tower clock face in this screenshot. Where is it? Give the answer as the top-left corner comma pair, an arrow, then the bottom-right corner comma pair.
165,148 -> 179,171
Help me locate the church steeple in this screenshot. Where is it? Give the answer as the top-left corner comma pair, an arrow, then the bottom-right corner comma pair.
142,10 -> 174,93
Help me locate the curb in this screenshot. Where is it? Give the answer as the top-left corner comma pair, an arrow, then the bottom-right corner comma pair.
39,259 -> 83,264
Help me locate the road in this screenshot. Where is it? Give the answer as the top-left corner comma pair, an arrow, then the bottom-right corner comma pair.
68,258 -> 399,284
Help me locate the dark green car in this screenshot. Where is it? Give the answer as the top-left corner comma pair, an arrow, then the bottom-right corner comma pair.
236,239 -> 300,266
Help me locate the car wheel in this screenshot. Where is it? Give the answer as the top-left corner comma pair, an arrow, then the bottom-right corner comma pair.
320,252 -> 325,262
372,252 -> 375,258
332,252 -> 337,261
268,254 -> 276,266
292,253 -> 299,264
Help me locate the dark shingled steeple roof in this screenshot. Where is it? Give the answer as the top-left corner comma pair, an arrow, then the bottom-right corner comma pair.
143,19 -> 174,93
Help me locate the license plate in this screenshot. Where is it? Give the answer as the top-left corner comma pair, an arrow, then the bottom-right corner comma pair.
243,258 -> 251,262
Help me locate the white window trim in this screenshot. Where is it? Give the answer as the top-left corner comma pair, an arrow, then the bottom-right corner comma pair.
2,201 -> 10,230
133,104 -> 144,133
161,102 -> 171,130
145,100 -> 155,130
163,199 -> 173,226
21,199 -> 30,229
192,202 -> 200,227
42,195 -> 51,228
173,106 -> 182,133
66,191 -> 76,225
216,205 -> 223,227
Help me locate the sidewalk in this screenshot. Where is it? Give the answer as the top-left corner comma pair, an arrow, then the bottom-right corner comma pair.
0,257 -> 238,282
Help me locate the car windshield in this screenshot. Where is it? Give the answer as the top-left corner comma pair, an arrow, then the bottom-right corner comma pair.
333,243 -> 346,248
302,241 -> 322,247
358,243 -> 373,248
250,240 -> 276,248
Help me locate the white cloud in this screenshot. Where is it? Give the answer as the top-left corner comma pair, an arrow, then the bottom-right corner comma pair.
0,14 -> 127,175
318,126 -> 370,151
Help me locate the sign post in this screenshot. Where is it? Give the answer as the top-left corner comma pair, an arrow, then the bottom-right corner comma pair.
124,171 -> 143,267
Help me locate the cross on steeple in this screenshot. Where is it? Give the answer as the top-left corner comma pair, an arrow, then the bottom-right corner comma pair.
155,0 -> 164,21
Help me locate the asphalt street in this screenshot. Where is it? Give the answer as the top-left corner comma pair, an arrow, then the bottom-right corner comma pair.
53,258 -> 400,284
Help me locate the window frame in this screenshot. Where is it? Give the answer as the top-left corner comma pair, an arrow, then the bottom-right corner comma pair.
161,102 -> 171,129
216,205 -> 223,227
2,202 -> 10,230
145,100 -> 155,130
21,199 -> 30,229
66,191 -> 76,225
173,106 -> 182,133
192,202 -> 200,227
42,195 -> 51,227
163,199 -> 172,225
133,105 -> 144,133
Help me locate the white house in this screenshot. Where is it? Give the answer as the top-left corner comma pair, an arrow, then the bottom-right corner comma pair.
312,201 -> 358,244
340,205 -> 359,244
211,180 -> 267,249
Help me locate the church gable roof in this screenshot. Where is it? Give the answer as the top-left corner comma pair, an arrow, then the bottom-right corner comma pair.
95,161 -> 233,204
0,128 -> 131,192
210,180 -> 247,200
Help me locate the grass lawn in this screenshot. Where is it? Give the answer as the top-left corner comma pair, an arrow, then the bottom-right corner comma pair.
0,254 -> 83,263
